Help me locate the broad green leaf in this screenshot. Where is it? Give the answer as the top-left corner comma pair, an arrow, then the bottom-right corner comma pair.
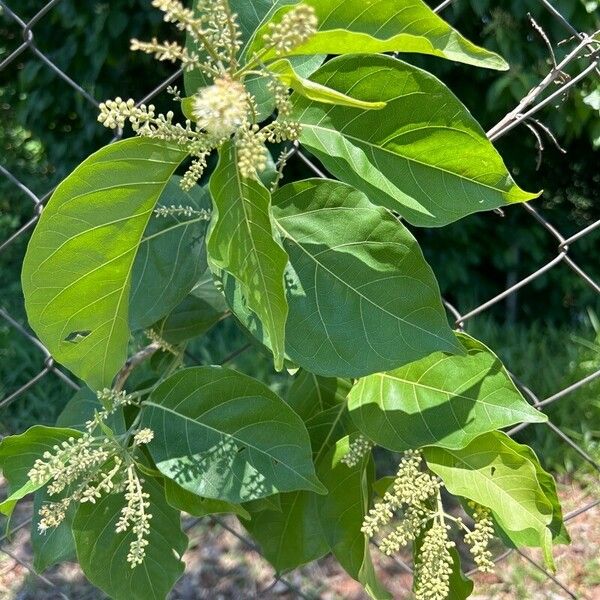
129,176 -> 210,331
267,58 -> 386,109
154,277 -> 229,344
73,475 -> 187,600
424,432 -> 555,558
142,366 -> 325,503
242,491 -> 329,571
22,139 -> 188,389
208,142 -> 288,370
348,333 -> 546,451
56,387 -> 126,434
286,370 -> 352,421
317,437 -> 390,600
291,55 -> 537,227
269,178 -> 460,377
164,477 -> 250,519
250,0 -> 508,70
498,443 -> 569,551
0,425 -> 80,516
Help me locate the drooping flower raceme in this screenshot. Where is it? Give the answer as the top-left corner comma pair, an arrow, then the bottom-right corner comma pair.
28,389 -> 156,568
361,450 -> 497,599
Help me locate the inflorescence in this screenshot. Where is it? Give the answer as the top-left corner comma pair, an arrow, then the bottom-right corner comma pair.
98,0 -> 318,190
28,389 -> 156,568
361,450 -> 496,600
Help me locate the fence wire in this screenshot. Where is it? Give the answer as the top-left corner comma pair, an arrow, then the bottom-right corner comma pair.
0,0 -> 599,598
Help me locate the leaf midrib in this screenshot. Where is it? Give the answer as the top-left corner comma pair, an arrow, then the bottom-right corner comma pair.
302,123 -> 510,196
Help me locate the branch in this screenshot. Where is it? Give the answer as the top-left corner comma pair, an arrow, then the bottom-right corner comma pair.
112,342 -> 161,392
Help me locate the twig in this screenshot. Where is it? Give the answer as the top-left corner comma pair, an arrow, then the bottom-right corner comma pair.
487,36 -> 599,140
112,342 -> 161,392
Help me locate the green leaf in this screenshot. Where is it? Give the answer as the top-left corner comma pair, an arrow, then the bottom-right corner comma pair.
154,273 -> 229,344
317,437 -> 390,600
141,366 -> 325,503
250,0 -> 508,70
129,176 -> 210,331
56,387 -> 126,434
286,370 -> 352,422
164,477 -> 250,520
208,142 -> 288,370
0,425 -> 80,516
242,491 -> 329,571
268,178 -> 460,377
21,138 -> 188,389
498,443 -> 569,550
348,333 -> 546,451
73,475 -> 187,600
424,432 -> 555,557
267,58 -> 386,109
291,55 -> 537,227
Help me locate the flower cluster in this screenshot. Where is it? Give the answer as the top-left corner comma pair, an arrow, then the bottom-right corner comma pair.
464,502 -> 495,573
262,4 -> 318,56
192,77 -> 249,137
28,388 -> 156,568
413,521 -> 455,600
153,204 -> 211,219
362,450 -> 441,544
116,465 -> 152,567
361,450 -> 496,599
341,435 -> 374,467
98,0 -> 318,189
145,328 -> 178,355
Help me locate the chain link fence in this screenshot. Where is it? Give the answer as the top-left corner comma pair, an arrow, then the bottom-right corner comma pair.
1,0 -> 599,597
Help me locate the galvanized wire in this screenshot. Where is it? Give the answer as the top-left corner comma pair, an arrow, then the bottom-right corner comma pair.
0,0 -> 599,598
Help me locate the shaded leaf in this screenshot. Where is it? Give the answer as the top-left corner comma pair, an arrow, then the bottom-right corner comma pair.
286,370 -> 352,421
242,491 -> 329,571
292,55 -> 536,227
142,366 -> 325,503
32,488 -> 76,571
317,437 -> 390,600
348,333 -> 545,451
155,271 -> 229,344
164,477 -> 250,519
22,139 -> 187,389
129,176 -> 210,331
270,178 -> 460,376
56,387 -> 126,434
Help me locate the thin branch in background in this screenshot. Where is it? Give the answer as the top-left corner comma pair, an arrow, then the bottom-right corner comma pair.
528,12 -> 558,69
524,120 -> 545,170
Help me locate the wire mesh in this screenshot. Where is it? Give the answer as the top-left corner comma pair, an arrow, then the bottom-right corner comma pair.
0,0 -> 598,598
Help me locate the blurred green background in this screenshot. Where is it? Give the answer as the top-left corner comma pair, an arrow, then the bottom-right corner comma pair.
1,0 -> 599,474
